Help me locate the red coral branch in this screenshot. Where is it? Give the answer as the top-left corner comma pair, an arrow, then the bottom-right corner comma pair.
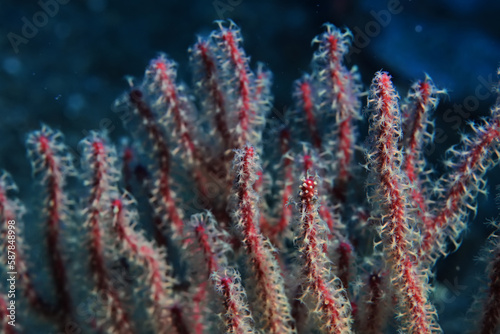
81,133 -> 133,334
421,108 -> 500,262
231,146 -> 296,334
296,176 -> 353,334
126,87 -> 184,238
110,196 -> 175,332
26,126 -> 73,318
366,72 -> 439,333
212,269 -> 255,334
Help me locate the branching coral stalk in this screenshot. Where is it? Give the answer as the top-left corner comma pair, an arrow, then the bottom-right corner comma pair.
9,20 -> 500,334
0,172 -> 48,315
81,133 -> 133,334
402,76 -> 441,185
294,75 -> 323,150
191,21 -> 272,219
296,176 -> 352,334
298,153 -> 354,297
147,56 -> 200,165
212,269 -> 255,334
190,38 -> 233,152
146,55 -> 209,200
188,212 -> 230,333
231,146 -> 296,334
401,77 -> 442,246
110,196 -> 175,332
189,35 -> 241,214
123,85 -> 184,238
188,212 -> 231,278
334,242 -> 353,291
474,221 -> 500,334
212,21 -> 265,148
26,125 -> 73,318
312,24 -> 361,202
264,128 -> 294,244
297,149 -> 339,238
215,20 -> 253,147
188,212 -> 253,333
254,63 -> 273,123
192,283 -> 208,334
356,271 -> 390,334
421,102 -> 500,263
366,71 -> 440,333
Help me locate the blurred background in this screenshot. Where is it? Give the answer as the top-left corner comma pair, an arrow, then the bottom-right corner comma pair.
1,0 -> 500,332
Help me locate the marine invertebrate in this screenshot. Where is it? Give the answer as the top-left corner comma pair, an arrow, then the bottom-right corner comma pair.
1,20 -> 500,334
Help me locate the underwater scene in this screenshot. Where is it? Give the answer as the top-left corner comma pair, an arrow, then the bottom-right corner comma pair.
2,0 -> 500,333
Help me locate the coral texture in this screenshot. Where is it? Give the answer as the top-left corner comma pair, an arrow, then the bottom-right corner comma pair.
1,21 -> 500,334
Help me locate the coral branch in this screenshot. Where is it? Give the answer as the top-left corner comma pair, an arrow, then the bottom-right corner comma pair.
476,221 -> 500,334
147,55 -> 210,199
400,76 -> 443,256
402,76 -> 441,185
265,128 -> 294,242
366,71 -> 440,333
125,86 -> 184,238
212,269 -> 255,334
190,38 -> 233,151
26,125 -> 73,317
188,212 -> 231,278
212,21 -> 265,148
231,146 -> 296,334
188,212 -> 245,333
0,172 -> 49,315
110,196 -> 175,332
421,103 -> 500,262
312,24 -> 361,203
357,271 -> 390,334
7,19 -> 500,334
296,176 -> 352,334
294,76 -> 322,150
81,133 -> 133,334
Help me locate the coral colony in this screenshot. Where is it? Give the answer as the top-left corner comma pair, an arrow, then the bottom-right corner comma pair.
2,20 -> 500,334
